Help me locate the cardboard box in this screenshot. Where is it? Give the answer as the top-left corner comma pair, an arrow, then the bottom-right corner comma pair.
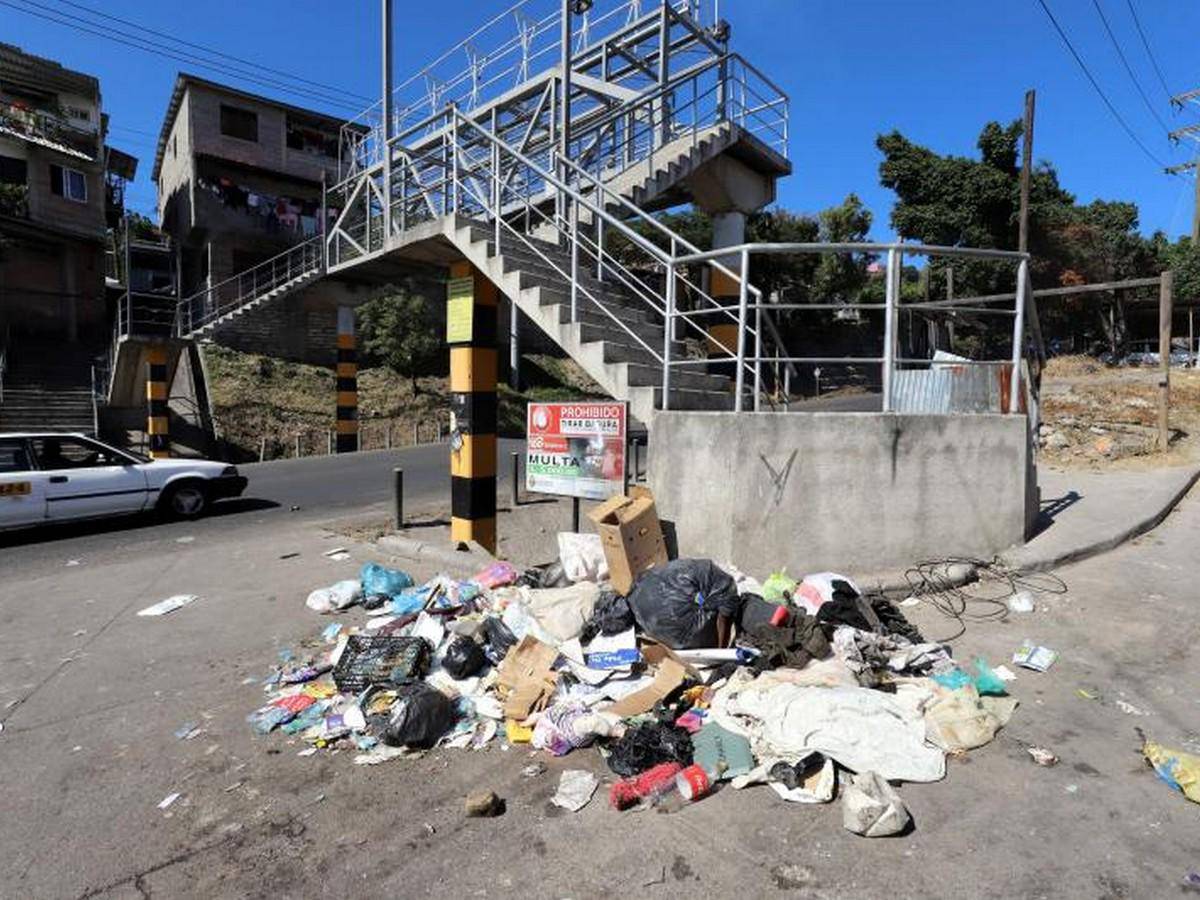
604,640 -> 699,717
588,485 -> 668,596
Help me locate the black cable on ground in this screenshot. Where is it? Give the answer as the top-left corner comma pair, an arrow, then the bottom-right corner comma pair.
901,557 -> 1068,643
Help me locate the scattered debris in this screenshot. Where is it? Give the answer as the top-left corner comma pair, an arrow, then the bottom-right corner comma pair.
323,547 -> 351,561
237,491 -> 1069,841
551,769 -> 599,812
464,789 -> 504,817
842,771 -> 910,837
174,722 -> 202,741
65,559 -> 81,567
1115,700 -> 1148,717
1007,590 -> 1035,613
1139,728 -> 1200,805
158,792 -> 181,810
1012,640 -> 1058,672
279,552 -> 301,560
175,536 -> 195,544
1027,747 -> 1058,767
137,595 -> 200,617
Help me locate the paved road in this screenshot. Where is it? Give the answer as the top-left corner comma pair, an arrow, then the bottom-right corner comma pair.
2,453 -> 1199,897
0,438 -> 525,565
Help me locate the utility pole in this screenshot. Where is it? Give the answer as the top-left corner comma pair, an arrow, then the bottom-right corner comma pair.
381,0 -> 394,244
1167,91 -> 1200,241
1018,89 -> 1035,254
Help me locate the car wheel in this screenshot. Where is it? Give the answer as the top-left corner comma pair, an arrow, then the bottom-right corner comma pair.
161,482 -> 209,520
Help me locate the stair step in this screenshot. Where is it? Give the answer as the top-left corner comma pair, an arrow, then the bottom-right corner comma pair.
652,386 -> 735,411
622,362 -> 729,392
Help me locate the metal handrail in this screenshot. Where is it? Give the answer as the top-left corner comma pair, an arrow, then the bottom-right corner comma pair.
665,242 -> 1034,414
176,235 -> 323,335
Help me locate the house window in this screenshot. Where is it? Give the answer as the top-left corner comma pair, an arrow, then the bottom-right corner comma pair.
219,104 -> 258,142
0,155 -> 27,185
64,105 -> 91,123
49,163 -> 87,202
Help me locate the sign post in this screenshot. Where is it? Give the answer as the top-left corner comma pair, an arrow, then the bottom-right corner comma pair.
526,401 -> 627,505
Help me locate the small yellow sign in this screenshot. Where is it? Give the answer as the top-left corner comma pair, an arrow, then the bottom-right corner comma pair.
0,482 -> 31,497
447,276 -> 474,344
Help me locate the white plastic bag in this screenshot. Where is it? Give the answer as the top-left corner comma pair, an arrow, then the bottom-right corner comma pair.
557,532 -> 608,583
795,572 -> 860,615
305,579 -> 362,613
842,771 -> 910,837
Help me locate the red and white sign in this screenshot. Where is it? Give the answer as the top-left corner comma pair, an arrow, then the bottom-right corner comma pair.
526,402 -> 627,500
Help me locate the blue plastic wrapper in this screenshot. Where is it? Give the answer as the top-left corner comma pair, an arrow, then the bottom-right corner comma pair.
360,562 -> 415,598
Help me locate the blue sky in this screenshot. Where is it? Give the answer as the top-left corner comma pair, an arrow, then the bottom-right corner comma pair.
6,0 -> 1200,240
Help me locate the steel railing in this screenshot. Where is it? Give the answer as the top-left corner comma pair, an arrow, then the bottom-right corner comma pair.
666,242 -> 1037,414
175,236 -> 324,336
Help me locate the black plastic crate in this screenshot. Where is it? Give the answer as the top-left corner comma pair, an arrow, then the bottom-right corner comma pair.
332,635 -> 431,693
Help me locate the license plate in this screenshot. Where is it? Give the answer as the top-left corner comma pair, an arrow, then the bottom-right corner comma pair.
0,482 -> 31,496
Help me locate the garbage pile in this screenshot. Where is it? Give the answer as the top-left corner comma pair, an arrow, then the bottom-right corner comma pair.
249,494 -> 1022,835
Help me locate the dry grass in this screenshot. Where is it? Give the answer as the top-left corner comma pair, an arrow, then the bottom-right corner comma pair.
202,346 -> 603,461
1039,360 -> 1200,469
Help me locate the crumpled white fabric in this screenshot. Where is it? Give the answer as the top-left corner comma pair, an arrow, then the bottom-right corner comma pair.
711,677 -> 945,783
832,626 -> 953,676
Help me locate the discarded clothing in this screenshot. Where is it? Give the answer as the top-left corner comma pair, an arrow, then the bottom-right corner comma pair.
531,702 -> 617,756
832,626 -> 953,686
795,572 -> 859,615
1140,730 -> 1200,804
606,721 -> 694,777
924,683 -> 1018,752
740,613 -> 831,672
712,676 -> 945,783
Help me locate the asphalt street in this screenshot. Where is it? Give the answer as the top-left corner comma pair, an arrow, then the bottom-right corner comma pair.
0,438 -> 525,567
3,447 -> 1199,898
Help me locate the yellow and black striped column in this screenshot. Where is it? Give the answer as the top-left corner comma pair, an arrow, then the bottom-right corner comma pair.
448,261 -> 497,553
336,306 -> 358,453
146,346 -> 170,459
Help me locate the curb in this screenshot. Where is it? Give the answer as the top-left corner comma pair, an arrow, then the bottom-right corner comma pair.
377,533 -> 495,573
997,465 -> 1200,574
855,465 -> 1200,594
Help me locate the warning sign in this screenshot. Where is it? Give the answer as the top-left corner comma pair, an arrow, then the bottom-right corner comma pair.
526,401 -> 626,500
446,276 -> 474,343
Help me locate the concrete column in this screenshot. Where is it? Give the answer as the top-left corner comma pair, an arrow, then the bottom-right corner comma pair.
448,261 -> 498,553
146,346 -> 170,459
335,306 -> 358,453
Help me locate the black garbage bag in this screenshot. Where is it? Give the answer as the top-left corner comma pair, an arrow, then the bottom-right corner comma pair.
579,590 -> 636,643
443,636 -> 487,679
480,616 -> 517,664
606,721 -> 693,777
360,592 -> 389,611
383,683 -> 457,748
627,559 -> 742,649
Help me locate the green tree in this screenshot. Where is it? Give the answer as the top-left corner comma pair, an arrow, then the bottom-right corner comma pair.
812,193 -> 872,304
877,120 -> 1163,351
357,284 -> 441,393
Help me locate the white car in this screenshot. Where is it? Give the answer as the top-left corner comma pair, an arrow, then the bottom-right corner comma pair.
0,432 -> 248,531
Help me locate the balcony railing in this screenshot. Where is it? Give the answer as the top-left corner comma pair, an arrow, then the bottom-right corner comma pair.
0,98 -> 99,160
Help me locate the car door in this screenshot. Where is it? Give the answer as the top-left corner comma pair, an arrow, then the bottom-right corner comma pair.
0,437 -> 46,528
32,436 -> 151,521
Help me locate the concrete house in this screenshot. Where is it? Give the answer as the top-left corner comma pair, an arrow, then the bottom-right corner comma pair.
152,74 -> 373,363
0,42 -> 138,433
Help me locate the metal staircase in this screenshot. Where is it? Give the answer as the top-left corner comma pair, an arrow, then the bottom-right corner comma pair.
172,0 -> 791,420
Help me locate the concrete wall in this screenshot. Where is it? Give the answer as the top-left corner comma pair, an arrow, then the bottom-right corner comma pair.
648,411 -> 1036,578
207,281 -> 366,366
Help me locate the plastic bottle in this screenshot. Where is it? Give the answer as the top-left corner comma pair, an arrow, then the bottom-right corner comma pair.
675,761 -> 723,802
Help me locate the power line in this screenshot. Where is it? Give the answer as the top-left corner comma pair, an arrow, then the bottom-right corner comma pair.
45,0 -> 372,104
1035,0 -> 1169,169
1090,0 -> 1170,133
1,0 -> 364,113
1124,0 -> 1173,98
